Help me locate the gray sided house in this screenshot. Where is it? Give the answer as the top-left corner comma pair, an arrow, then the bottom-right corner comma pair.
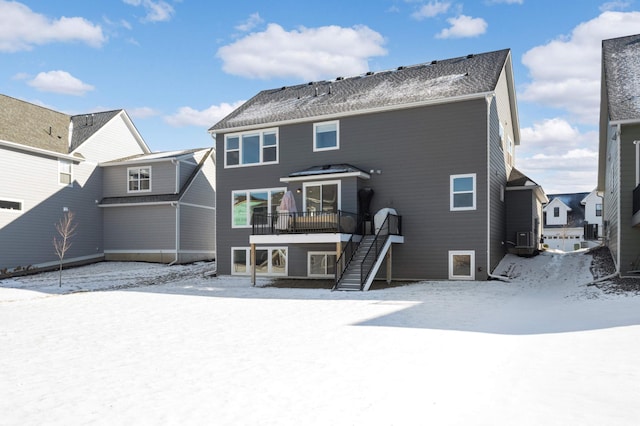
505,168 -> 548,255
99,148 -> 216,264
598,33 -> 640,276
0,94 -> 215,275
210,49 -> 530,288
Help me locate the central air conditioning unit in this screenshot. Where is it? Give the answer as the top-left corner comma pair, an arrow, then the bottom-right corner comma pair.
517,231 -> 533,247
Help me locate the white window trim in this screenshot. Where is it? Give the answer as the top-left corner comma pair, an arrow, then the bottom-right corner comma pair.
127,166 -> 152,193
307,251 -> 337,277
231,246 -> 288,276
450,173 -> 476,211
313,120 -> 340,152
448,250 -> 475,280
232,187 -> 286,229
302,180 -> 341,212
0,197 -> 23,212
58,159 -> 73,187
224,128 -> 279,168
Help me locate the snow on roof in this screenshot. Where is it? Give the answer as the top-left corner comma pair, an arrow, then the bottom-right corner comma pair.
210,49 -> 509,132
603,33 -> 640,121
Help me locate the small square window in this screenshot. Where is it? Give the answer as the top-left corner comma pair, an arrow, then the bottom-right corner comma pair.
449,250 -> 475,280
314,121 -> 339,151
128,167 -> 151,193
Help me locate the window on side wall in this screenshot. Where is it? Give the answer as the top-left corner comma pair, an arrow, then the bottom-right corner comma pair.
128,166 -> 151,193
450,174 -> 476,211
232,247 -> 288,276
596,203 -> 602,217
308,252 -> 337,277
0,199 -> 22,211
553,207 -> 560,217
232,188 -> 285,227
59,159 -> 72,187
449,250 -> 475,280
313,121 -> 339,151
225,129 -> 278,167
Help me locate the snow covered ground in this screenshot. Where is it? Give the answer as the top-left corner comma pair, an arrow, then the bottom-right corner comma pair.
1,251 -> 639,425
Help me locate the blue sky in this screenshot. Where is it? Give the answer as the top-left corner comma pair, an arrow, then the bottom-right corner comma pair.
2,0 -> 640,193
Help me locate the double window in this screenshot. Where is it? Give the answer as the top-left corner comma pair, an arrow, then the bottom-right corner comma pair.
128,167 -> 151,193
232,188 -> 285,227
450,174 -> 476,211
225,129 -> 278,167
58,160 -> 72,186
308,252 -> 337,277
313,121 -> 339,151
232,247 -> 288,276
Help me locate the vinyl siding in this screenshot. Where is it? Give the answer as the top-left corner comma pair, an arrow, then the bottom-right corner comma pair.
103,205 -> 175,250
102,161 -> 177,197
0,146 -> 103,270
73,113 -> 146,162
179,204 -> 216,253
619,124 -> 640,275
179,157 -> 198,189
215,98 -> 491,279
180,156 -> 216,207
604,125 -> 620,265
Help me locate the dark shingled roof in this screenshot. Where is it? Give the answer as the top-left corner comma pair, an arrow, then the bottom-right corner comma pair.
602,33 -> 640,121
0,94 -> 70,154
210,49 -> 511,132
288,164 -> 369,178
507,167 -> 540,187
70,110 -> 122,152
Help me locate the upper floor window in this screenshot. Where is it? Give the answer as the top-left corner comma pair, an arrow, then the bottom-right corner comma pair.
225,129 -> 278,167
59,160 -> 72,186
450,174 -> 476,211
596,203 -> 602,217
313,121 -> 339,151
128,167 -> 151,193
553,207 -> 560,217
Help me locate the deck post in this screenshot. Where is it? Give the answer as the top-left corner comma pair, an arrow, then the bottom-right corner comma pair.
250,243 -> 256,286
386,244 -> 392,284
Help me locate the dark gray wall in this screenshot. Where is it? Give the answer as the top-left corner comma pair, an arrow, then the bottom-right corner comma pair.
216,98 -> 494,279
619,124 -> 640,275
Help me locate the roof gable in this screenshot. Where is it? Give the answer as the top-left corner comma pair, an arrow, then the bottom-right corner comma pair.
210,49 -> 511,132
70,110 -> 122,151
602,33 -> 640,122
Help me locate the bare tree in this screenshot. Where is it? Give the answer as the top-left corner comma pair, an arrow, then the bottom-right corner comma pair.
53,210 -> 77,287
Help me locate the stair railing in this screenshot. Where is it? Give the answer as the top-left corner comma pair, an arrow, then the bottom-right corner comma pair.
332,214 -> 366,290
360,213 -> 402,289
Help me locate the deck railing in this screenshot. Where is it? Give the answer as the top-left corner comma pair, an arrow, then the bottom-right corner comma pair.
252,210 -> 361,235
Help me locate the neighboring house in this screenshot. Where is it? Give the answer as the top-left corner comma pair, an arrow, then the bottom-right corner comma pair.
0,94 -> 215,275
209,48 -> 539,289
541,190 -> 602,251
99,148 -> 216,264
598,33 -> 640,276
504,168 -> 548,255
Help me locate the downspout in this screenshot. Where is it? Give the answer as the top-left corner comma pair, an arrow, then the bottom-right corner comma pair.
171,158 -> 180,194
485,94 -> 494,279
169,201 -> 180,265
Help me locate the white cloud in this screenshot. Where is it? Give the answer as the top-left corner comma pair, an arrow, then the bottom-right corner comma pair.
0,0 -> 105,52
520,11 -> 640,124
486,0 -> 523,4
122,0 -> 174,23
235,13 -> 264,32
165,101 -> 245,127
217,23 -> 387,81
411,1 -> 451,20
517,118 -> 599,193
28,70 -> 94,96
128,107 -> 160,119
435,15 -> 487,39
599,1 -> 632,11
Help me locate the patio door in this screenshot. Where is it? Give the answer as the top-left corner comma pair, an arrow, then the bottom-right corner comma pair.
303,181 -> 339,214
